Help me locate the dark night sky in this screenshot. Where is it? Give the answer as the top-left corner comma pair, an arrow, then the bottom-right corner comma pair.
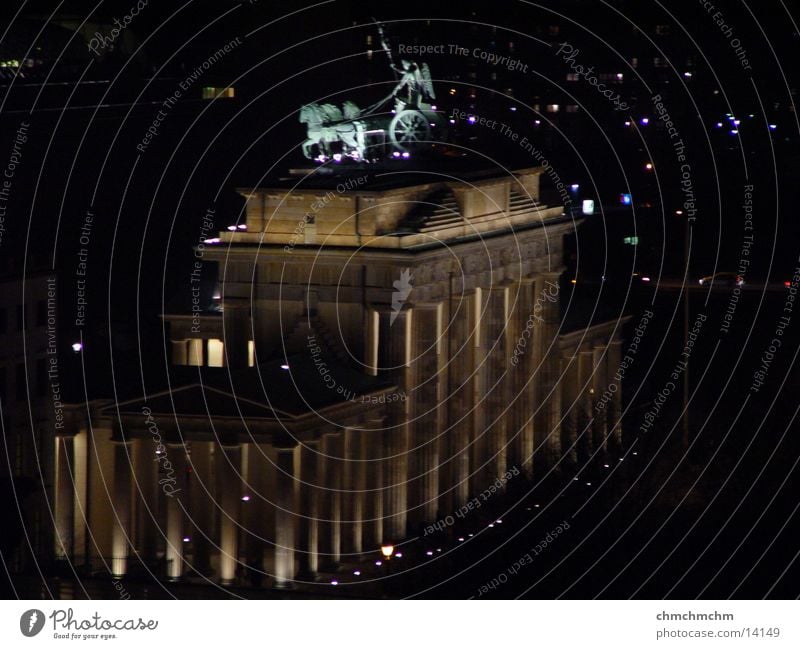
1,0 -> 799,598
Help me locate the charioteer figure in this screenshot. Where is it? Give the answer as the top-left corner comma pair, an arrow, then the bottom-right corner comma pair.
298,21 -> 441,163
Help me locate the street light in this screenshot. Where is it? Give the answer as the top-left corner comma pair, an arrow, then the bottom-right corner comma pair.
380,543 -> 394,560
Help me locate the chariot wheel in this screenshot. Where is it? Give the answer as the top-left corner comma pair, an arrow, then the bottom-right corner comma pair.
389,110 -> 431,151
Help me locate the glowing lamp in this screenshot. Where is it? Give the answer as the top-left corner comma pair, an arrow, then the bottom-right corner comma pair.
380,543 -> 394,559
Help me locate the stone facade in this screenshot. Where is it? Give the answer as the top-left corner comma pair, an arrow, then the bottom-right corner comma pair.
43,167 -> 625,587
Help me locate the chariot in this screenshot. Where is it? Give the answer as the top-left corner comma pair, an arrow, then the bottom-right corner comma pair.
299,24 -> 441,162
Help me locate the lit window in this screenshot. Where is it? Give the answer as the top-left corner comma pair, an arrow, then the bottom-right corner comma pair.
248,340 -> 255,367
202,87 -> 235,100
207,339 -> 224,367
566,73 -> 580,81
623,236 -> 639,245
546,104 -> 560,112
566,105 -> 579,113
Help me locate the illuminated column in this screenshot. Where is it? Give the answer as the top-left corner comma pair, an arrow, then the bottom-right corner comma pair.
577,349 -> 595,460
516,278 -> 537,476
560,353 -> 579,465
365,308 -> 380,376
534,271 -> 563,467
217,443 -> 241,585
444,291 -> 475,512
592,345 -> 608,452
189,442 -> 212,575
365,427 -> 385,549
165,442 -> 185,580
72,430 -> 89,566
377,306 -> 412,538
298,440 -> 320,578
471,287 -> 490,495
54,435 -> 75,560
485,286 -> 509,480
607,340 -> 624,449
343,428 -> 365,556
238,444 -> 254,573
274,443 -> 297,587
326,433 -> 343,567
133,436 -> 157,565
411,304 -> 441,523
111,441 -> 133,577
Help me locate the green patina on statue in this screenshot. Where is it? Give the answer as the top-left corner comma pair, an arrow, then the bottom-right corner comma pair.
299,22 -> 439,163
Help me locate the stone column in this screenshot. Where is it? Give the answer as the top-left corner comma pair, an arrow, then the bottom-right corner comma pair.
111,441 -> 133,577
274,443 -> 297,587
560,353 -> 579,465
592,344 -> 609,452
189,442 -> 212,576
326,433 -> 343,567
507,279 -> 535,477
444,291 -> 475,512
485,286 -> 509,480
377,307 -> 411,538
365,427 -> 385,549
532,272 -> 563,469
343,428 -> 365,556
471,287 -> 490,495
410,304 -> 441,524
72,430 -> 89,567
217,443 -> 241,585
54,435 -> 75,560
577,349 -> 595,461
607,340 -> 624,449
297,440 -> 320,578
165,442 -> 185,580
